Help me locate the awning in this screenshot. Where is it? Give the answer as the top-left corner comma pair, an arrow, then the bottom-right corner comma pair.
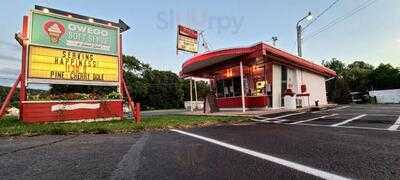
181,42 -> 336,78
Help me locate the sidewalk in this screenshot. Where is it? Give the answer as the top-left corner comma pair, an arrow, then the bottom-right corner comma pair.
180,104 -> 337,117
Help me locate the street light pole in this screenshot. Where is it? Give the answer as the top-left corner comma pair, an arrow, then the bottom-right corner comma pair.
296,11 -> 312,57
296,25 -> 303,57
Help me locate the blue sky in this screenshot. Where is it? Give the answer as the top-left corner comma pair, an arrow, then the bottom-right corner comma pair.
0,0 -> 399,87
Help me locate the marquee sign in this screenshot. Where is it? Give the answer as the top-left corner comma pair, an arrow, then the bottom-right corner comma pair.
28,46 -> 119,85
30,10 -> 119,56
27,10 -> 120,86
177,25 -> 198,53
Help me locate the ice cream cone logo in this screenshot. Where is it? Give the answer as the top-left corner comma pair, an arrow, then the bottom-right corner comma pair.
43,20 -> 65,44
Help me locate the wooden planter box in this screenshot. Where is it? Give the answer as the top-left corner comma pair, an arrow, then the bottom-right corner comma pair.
21,100 -> 123,123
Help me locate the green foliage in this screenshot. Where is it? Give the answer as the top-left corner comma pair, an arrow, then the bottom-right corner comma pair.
323,58 -> 400,104
106,91 -> 121,99
122,55 -> 209,110
322,58 -> 346,76
0,55 -> 207,110
0,86 -> 45,108
369,63 -> 400,90
49,85 -> 115,95
44,55 -> 207,109
345,61 -> 374,93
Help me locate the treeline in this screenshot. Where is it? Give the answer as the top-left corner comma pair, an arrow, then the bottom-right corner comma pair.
0,86 -> 45,108
122,55 -> 209,110
50,55 -> 209,110
322,58 -> 400,103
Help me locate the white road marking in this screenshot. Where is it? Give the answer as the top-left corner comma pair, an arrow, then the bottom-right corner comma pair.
251,119 -> 270,123
388,116 -> 400,131
270,112 -> 306,119
251,112 -> 306,122
294,122 -> 400,132
171,129 -> 350,180
274,119 -> 289,123
290,114 -> 338,124
312,106 -> 349,113
331,114 -> 367,127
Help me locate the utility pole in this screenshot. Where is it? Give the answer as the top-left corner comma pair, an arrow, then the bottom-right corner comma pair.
296,25 -> 302,57
296,11 -> 312,57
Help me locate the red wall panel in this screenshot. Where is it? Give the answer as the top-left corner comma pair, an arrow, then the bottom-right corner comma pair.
216,96 -> 268,108
21,100 -> 123,123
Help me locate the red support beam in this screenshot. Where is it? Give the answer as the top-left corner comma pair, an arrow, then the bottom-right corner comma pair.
119,33 -> 125,120
119,34 -> 124,98
19,15 -> 29,119
122,79 -> 139,123
0,73 -> 22,118
135,103 -> 141,123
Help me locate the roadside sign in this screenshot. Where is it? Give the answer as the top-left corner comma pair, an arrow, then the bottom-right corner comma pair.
27,10 -> 120,85
177,25 -> 198,53
30,10 -> 119,56
28,46 -> 119,85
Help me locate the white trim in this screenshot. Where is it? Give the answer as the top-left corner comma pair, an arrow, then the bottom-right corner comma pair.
190,79 -> 193,112
240,61 -> 245,112
27,78 -> 119,86
32,9 -> 120,30
51,103 -> 100,111
171,129 -> 350,180
53,117 -> 121,123
22,99 -> 123,103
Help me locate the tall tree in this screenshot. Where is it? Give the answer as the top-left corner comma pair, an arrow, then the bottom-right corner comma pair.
322,58 -> 346,76
369,63 -> 400,90
322,58 -> 351,103
345,61 -> 374,92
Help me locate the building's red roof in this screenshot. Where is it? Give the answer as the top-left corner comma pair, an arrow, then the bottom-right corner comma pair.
181,42 -> 337,77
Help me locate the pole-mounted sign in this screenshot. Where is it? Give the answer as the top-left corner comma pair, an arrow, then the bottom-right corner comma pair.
0,5 -> 141,123
177,25 -> 198,54
28,10 -> 120,86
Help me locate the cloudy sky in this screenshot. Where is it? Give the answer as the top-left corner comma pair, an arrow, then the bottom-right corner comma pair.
0,0 -> 399,87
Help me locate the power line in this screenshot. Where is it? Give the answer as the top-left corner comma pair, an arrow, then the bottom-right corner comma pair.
199,30 -> 211,51
303,0 -> 340,30
303,0 -> 379,42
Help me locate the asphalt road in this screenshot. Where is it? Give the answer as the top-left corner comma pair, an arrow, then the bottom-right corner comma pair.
1,104 -> 399,179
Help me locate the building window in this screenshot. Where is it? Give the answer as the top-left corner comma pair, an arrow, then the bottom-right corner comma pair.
217,80 -> 224,97
224,79 -> 233,97
233,77 -> 241,97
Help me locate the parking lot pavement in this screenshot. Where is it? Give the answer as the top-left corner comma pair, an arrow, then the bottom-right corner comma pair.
0,134 -> 143,180
1,104 -> 399,180
170,121 -> 400,179
253,104 -> 400,131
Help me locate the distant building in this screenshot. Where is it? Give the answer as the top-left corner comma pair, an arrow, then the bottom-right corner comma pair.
369,89 -> 400,104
